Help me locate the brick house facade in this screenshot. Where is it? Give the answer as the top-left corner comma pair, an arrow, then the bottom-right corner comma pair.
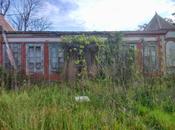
0,13 -> 175,80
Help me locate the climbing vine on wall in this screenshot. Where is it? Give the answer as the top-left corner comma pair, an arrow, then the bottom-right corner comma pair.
62,35 -> 105,79
62,33 -> 137,84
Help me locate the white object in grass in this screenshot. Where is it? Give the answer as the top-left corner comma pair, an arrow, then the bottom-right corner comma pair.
75,96 -> 90,102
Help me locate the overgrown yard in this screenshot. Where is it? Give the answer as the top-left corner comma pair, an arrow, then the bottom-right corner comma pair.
0,79 -> 175,130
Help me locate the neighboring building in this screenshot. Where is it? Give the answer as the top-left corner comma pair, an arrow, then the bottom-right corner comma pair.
0,15 -> 14,31
0,13 -> 175,80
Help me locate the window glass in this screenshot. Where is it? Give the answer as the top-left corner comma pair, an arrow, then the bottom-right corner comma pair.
143,43 -> 158,72
27,44 -> 43,73
49,44 -> 64,72
36,46 -> 41,57
3,43 -> 21,70
30,47 -> 34,57
130,44 -> 136,50
166,41 -> 175,67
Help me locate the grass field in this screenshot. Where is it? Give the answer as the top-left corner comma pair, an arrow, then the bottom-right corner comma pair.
0,79 -> 175,130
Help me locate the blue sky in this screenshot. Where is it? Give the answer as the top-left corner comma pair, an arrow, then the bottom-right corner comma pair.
39,0 -> 175,31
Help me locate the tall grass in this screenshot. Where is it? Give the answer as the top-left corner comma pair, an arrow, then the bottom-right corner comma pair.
0,78 -> 175,130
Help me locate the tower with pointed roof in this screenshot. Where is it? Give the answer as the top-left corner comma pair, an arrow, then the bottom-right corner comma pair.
145,13 -> 175,31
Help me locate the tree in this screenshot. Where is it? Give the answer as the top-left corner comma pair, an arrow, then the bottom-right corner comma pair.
164,13 -> 175,25
138,23 -> 148,31
9,0 -> 51,31
28,17 -> 52,31
0,0 -> 10,16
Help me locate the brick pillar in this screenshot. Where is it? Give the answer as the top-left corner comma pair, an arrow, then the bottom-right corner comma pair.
136,41 -> 143,73
0,28 -> 3,66
21,43 -> 26,74
44,43 -> 49,80
0,41 -> 3,65
157,36 -> 163,75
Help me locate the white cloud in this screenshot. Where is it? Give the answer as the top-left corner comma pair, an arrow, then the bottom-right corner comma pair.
71,0 -> 175,31
37,0 -> 175,31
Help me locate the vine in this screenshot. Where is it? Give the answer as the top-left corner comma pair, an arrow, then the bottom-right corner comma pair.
62,35 -> 105,79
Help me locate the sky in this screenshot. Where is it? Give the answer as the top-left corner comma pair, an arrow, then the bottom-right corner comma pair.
39,0 -> 175,31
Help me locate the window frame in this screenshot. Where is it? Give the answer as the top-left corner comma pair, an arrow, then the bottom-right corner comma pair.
143,42 -> 159,72
3,43 -> 21,70
26,43 -> 44,73
49,43 -> 64,73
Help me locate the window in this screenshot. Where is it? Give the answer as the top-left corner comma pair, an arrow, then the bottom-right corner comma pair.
129,43 -> 136,50
26,44 -> 43,73
49,44 -> 64,72
143,43 -> 158,72
166,41 -> 175,67
122,43 -> 136,61
3,43 -> 21,70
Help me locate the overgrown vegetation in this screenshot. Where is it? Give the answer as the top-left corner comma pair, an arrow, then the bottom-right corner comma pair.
97,32 -> 138,86
62,35 -> 105,79
0,33 -> 175,129
0,79 -> 175,130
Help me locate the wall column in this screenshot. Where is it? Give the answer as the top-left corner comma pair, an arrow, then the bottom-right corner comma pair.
21,43 -> 26,74
157,36 -> 163,75
0,42 -> 3,65
44,43 -> 49,80
136,41 -> 143,73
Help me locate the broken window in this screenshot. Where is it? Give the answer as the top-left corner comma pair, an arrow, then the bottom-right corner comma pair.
26,44 -> 43,73
143,43 -> 158,72
49,44 -> 64,72
3,43 -> 21,70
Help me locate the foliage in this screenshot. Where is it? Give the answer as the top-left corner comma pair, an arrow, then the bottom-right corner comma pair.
138,23 -> 148,31
0,66 -> 30,89
0,78 -> 175,129
62,35 -> 105,79
62,33 -> 138,85
97,32 -> 138,86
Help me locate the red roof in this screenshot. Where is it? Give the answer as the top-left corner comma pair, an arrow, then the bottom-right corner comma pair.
0,15 -> 14,31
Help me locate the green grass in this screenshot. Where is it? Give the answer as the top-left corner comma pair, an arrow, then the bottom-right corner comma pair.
0,80 -> 175,130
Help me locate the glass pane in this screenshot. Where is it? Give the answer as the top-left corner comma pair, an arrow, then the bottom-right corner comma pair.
51,62 -> 58,69
36,63 -> 42,70
29,57 -> 35,63
29,62 -> 34,71
51,47 -> 57,57
144,45 -> 157,72
29,46 -> 34,57
36,46 -> 41,57
36,57 -> 41,62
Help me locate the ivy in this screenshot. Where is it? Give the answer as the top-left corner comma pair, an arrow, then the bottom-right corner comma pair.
62,35 -> 105,79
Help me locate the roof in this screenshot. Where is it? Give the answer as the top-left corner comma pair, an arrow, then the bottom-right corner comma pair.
0,15 -> 14,31
5,30 -> 166,39
145,13 -> 175,31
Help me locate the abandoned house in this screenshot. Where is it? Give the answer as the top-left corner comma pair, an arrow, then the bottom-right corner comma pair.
0,13 -> 175,80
